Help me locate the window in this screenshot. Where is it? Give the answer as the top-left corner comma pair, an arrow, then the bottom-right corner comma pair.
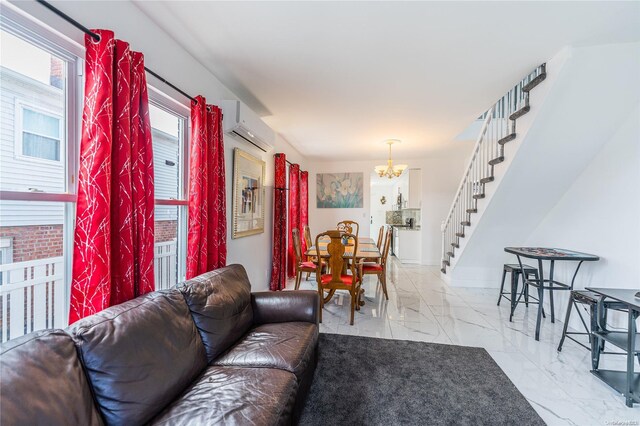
148,94 -> 189,290
0,9 -> 191,342
0,13 -> 82,342
0,27 -> 72,193
19,106 -> 63,161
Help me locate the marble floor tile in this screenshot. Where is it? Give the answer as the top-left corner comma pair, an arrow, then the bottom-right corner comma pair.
388,319 -> 452,344
420,289 -> 469,307
285,258 -> 639,421
385,297 -> 439,323
436,314 -> 520,352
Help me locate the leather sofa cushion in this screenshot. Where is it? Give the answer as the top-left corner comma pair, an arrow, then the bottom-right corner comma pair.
69,290 -> 207,426
150,366 -> 297,426
0,329 -> 103,426
179,264 -> 254,362
251,291 -> 319,325
213,322 -> 318,381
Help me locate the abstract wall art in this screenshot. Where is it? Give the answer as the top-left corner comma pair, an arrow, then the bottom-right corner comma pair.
316,172 -> 363,208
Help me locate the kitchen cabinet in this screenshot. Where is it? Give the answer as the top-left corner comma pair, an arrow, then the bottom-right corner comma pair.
396,229 -> 421,264
393,226 -> 400,257
406,169 -> 422,209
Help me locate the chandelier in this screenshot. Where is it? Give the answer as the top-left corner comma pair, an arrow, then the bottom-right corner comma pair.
374,139 -> 408,179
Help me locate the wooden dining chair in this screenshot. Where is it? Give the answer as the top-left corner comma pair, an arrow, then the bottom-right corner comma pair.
292,228 -> 322,290
361,227 -> 392,300
303,225 -> 316,280
303,225 -> 314,260
363,225 -> 385,263
376,225 -> 385,249
315,230 -> 363,325
337,220 -> 359,239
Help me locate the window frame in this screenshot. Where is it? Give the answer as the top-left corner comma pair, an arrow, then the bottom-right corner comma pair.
1,8 -> 82,199
15,100 -> 64,164
0,7 -> 83,324
148,85 -> 190,284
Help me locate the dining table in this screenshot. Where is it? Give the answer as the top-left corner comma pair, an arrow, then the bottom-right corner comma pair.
504,247 -> 600,341
305,236 -> 381,307
305,236 -> 381,261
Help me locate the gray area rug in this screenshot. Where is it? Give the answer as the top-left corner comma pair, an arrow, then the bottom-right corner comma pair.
299,333 -> 545,426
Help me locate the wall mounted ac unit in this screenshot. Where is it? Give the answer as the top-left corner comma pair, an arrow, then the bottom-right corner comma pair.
217,100 -> 275,152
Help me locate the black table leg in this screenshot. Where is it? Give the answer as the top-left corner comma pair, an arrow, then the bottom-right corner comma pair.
509,270 -> 517,322
558,298 -> 573,351
535,259 -> 545,341
497,268 -> 507,306
626,309 -> 638,407
549,260 -> 555,323
591,298 -> 604,370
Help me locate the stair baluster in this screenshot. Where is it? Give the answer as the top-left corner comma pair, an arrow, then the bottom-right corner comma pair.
441,64 -> 546,273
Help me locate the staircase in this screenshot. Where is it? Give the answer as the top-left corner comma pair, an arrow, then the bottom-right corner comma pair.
440,64 -> 547,273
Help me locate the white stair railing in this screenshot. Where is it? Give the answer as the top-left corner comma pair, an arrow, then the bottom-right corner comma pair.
441,64 -> 546,272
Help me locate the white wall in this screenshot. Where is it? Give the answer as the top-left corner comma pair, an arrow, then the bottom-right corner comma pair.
420,156 -> 471,264
7,0 -> 308,290
308,145 -> 470,265
225,133 -> 307,290
369,177 -> 395,239
525,105 -> 640,327
309,160 -> 373,238
450,42 -> 640,288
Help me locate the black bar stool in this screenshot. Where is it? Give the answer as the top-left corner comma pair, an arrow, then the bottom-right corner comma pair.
558,290 -> 627,352
498,264 -> 543,321
497,264 -> 535,303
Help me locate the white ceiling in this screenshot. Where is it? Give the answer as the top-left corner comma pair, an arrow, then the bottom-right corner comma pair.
134,1 -> 640,160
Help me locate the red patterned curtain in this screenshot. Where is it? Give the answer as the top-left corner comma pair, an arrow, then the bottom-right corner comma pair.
186,98 -> 227,279
270,154 -> 287,290
287,163 -> 300,278
207,106 -> 227,270
69,30 -> 155,323
300,171 -> 309,254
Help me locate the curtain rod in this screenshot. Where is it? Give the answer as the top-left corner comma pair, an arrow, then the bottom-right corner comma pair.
36,0 -> 198,104
274,153 -> 293,166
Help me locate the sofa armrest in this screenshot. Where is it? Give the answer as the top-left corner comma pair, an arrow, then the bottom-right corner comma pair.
251,290 -> 319,325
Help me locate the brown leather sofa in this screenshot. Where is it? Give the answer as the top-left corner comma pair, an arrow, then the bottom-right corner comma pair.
0,264 -> 319,425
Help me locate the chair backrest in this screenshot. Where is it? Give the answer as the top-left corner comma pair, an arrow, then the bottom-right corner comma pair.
303,225 -> 313,251
315,230 -> 358,286
380,227 -> 393,266
376,226 -> 384,249
292,228 -> 304,265
337,220 -> 359,238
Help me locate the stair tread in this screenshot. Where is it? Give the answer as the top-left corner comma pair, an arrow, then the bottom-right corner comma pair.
466,208 -> 477,214
498,133 -> 516,145
446,251 -> 455,258
440,268 -> 447,274
509,105 -> 530,120
480,176 -> 494,184
443,260 -> 450,266
451,243 -> 459,248
522,69 -> 547,93
455,232 -> 465,237
461,221 -> 471,226
472,194 -> 485,199
488,156 -> 504,166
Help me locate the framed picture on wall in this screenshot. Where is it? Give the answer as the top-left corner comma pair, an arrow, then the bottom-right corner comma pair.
316,172 -> 364,208
232,148 -> 266,238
